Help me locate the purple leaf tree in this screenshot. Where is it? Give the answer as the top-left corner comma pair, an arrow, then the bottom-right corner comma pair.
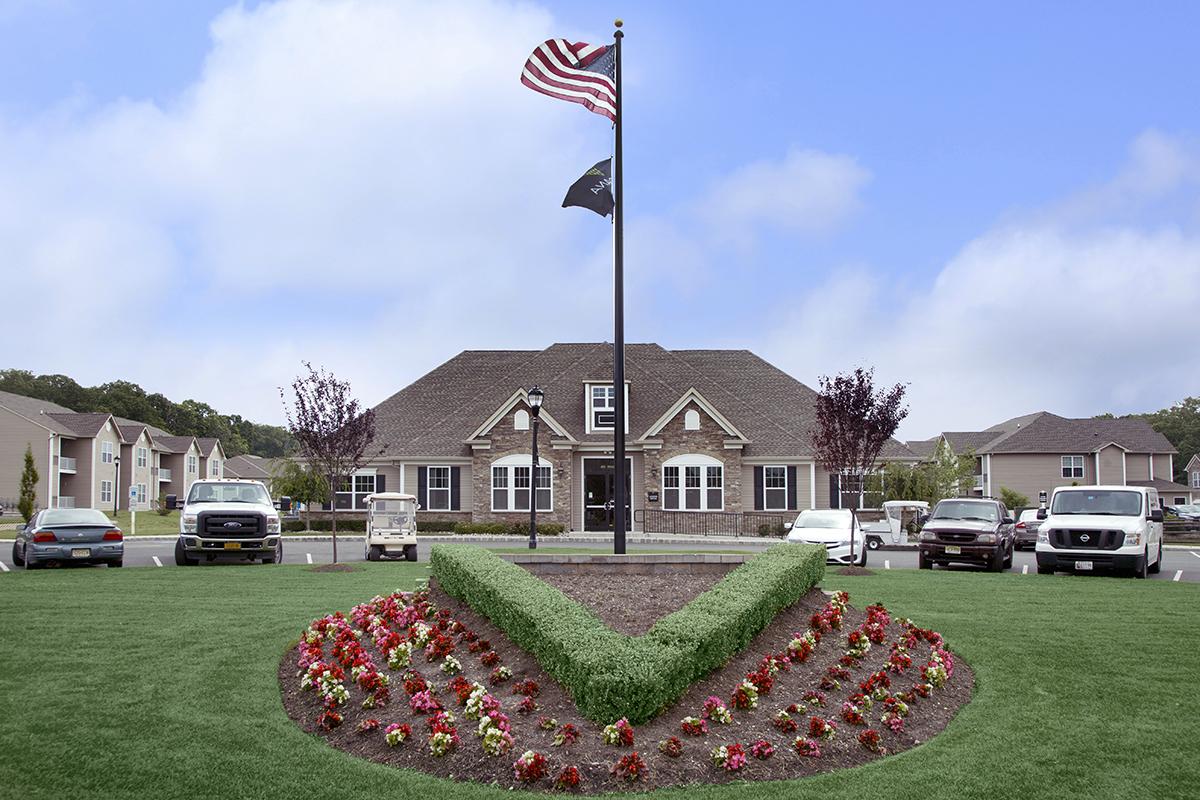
812,367 -> 908,565
280,363 -> 375,564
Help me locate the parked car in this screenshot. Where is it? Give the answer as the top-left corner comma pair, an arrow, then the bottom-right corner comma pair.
785,509 -> 867,566
1014,509 -> 1043,550
1035,485 -> 1163,578
1172,504 -> 1200,521
169,479 -> 283,565
363,492 -> 419,561
11,508 -> 124,569
918,497 -> 1015,571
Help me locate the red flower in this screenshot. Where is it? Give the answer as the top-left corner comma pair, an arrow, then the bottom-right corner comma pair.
612,752 -> 647,782
513,750 -> 548,783
513,679 -> 540,697
749,739 -> 774,759
480,650 -> 501,667
516,696 -> 538,714
553,765 -> 581,791
316,709 -> 343,730
658,736 -> 684,757
356,718 -> 380,735
858,728 -> 883,752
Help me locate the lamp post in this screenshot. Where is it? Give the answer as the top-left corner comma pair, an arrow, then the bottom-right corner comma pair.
527,385 -> 544,550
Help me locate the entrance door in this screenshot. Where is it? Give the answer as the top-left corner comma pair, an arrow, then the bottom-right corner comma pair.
583,458 -> 632,532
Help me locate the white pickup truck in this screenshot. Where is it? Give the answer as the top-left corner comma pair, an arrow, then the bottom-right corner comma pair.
169,479 -> 283,566
1035,485 -> 1164,578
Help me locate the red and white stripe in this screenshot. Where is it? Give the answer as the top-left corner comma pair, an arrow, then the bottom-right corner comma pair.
520,39 -> 616,121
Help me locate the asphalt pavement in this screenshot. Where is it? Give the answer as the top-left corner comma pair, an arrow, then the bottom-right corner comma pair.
3,536 -> 1197,582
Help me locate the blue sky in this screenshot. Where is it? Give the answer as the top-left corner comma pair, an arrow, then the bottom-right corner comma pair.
2,0 -> 1198,438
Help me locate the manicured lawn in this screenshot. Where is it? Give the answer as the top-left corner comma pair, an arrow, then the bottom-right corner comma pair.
0,565 -> 1196,798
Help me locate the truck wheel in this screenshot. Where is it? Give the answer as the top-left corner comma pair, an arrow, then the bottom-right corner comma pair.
404,545 -> 417,563
263,540 -> 283,565
11,541 -> 24,567
367,545 -> 382,562
1003,544 -> 1013,569
918,551 -> 932,570
174,538 -> 198,566
866,537 -> 881,551
1147,542 -> 1162,574
1133,549 -> 1148,579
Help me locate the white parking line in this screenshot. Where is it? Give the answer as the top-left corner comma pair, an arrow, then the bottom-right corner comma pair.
1191,551 -> 1200,560
1174,570 -> 1183,582
0,560 -> 9,572
306,552 -> 313,564
1022,564 -> 1029,575
884,560 -> 890,570
152,556 -> 163,567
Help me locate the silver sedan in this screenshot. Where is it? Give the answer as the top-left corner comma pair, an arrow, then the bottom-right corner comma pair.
10,508 -> 124,569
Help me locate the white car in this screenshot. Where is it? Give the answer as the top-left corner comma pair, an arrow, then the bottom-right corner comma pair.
170,479 -> 283,566
786,509 -> 867,566
1035,485 -> 1163,578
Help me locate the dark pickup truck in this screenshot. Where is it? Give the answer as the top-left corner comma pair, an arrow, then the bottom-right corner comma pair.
918,497 -> 1015,572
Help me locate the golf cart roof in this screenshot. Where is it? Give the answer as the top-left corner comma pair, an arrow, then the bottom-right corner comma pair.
882,500 -> 929,509
365,493 -> 418,503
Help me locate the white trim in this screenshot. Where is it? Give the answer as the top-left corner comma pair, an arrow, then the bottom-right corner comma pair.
1122,451 -> 1127,485
638,388 -> 748,441
585,382 -> 630,435
985,453 -> 992,496
1149,454 -> 1154,481
580,456 -> 635,530
425,465 -> 453,512
762,465 -> 789,511
466,389 -> 577,442
662,453 -> 724,511
1061,454 -> 1086,481
47,434 -> 55,508
1090,440 -> 1131,453
809,462 -> 816,511
1095,452 -> 1101,485
90,438 -> 96,508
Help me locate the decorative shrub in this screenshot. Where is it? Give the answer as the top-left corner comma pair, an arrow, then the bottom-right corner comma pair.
553,765 -> 581,791
611,752 -> 647,782
513,750 -> 548,782
602,718 -> 635,747
659,736 -> 684,757
429,543 -> 825,723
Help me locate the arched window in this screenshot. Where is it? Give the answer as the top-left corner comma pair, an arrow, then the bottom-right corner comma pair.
662,454 -> 723,511
684,409 -> 701,431
491,454 -> 552,512
514,409 -> 530,431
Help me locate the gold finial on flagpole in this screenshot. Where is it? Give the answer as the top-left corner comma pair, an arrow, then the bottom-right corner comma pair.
614,19 -> 623,28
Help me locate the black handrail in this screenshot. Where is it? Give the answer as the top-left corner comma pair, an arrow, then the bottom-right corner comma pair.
633,508 -> 792,537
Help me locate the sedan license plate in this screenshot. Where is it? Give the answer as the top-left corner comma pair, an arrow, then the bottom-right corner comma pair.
224,541 -> 242,550
944,545 -> 961,555
71,548 -> 91,559
1075,561 -> 1093,571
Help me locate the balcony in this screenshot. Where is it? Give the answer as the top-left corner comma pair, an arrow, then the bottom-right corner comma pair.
57,497 -> 75,509
158,468 -> 172,482
59,456 -> 77,473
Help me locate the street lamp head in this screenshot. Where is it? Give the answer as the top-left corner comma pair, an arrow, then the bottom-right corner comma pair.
527,385 -> 544,417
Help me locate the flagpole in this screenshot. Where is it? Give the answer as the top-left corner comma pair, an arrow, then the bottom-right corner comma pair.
612,19 -> 627,555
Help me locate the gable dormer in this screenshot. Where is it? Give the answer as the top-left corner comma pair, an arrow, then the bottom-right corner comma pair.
584,381 -> 629,434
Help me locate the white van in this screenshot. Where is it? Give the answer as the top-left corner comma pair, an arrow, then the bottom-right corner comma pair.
1035,485 -> 1164,578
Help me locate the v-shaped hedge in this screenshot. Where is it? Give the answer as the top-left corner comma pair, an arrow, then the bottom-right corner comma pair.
429,543 -> 825,724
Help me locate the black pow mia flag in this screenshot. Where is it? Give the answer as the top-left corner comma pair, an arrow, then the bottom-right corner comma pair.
562,158 -> 614,218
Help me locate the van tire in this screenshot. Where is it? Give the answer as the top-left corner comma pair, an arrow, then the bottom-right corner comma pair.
1147,542 -> 1162,574
1133,549 -> 1148,579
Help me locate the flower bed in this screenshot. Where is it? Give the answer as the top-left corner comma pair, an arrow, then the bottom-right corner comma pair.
280,577 -> 972,793
428,543 -> 827,723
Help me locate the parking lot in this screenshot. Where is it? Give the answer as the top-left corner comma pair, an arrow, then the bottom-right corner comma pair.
4,535 -> 1197,582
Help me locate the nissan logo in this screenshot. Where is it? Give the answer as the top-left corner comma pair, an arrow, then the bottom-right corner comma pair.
1079,533 -> 1090,543
223,521 -> 243,529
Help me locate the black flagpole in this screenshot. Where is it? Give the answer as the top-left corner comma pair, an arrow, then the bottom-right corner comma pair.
612,19 -> 627,555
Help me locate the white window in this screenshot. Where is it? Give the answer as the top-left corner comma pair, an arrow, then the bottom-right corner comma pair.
210,459 -> 221,477
1192,471 -> 1199,489
101,441 -> 113,463
137,483 -> 147,504
764,466 -> 788,510
136,447 -> 147,468
1061,455 -> 1084,479
490,455 -> 552,512
684,409 -> 701,431
662,454 -> 723,511
427,466 -> 451,511
514,409 -> 530,431
187,455 -> 197,474
591,385 -> 616,429
100,480 -> 113,503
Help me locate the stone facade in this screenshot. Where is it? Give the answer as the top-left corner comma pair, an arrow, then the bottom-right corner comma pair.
642,401 -> 744,515
471,405 -> 573,527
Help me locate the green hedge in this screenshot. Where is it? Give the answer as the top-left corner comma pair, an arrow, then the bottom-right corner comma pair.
429,543 -> 824,724
451,521 -> 564,536
417,519 -> 458,532
283,519 -> 366,532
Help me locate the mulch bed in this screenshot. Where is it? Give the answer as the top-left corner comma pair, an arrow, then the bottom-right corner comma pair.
279,574 -> 973,793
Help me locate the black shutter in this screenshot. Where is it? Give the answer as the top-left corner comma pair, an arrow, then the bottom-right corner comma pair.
450,467 -> 461,511
754,466 -> 764,511
418,467 -> 427,509
828,473 -> 841,509
787,466 -> 798,510
375,473 -> 386,493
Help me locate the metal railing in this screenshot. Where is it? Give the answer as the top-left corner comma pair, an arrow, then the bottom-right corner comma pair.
634,508 -> 792,537
59,456 -> 77,472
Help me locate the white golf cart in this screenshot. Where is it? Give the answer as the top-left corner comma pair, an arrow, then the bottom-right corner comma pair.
861,501 -> 930,550
363,492 -> 419,562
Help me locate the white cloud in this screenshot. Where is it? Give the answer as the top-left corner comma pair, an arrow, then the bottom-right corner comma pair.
762,132 -> 1200,441
698,148 -> 871,243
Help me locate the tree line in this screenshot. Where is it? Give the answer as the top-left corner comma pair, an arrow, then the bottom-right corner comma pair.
0,370 -> 293,458
1096,397 -> 1200,484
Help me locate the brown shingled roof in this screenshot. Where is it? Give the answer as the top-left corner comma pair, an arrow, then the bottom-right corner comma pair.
982,413 -> 1175,454
369,344 -> 915,461
46,412 -> 114,437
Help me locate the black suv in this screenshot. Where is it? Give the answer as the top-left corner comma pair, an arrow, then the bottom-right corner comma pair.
918,497 -> 1015,572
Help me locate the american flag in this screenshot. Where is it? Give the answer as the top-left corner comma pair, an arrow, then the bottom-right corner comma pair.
520,39 -> 616,121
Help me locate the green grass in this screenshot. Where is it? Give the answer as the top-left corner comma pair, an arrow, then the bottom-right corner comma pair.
0,566 -> 1197,798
